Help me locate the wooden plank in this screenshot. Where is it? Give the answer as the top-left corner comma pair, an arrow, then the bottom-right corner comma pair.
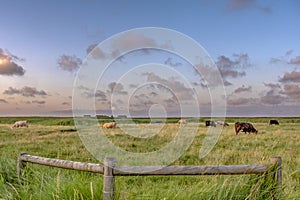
19,153 -> 270,176
19,153 -> 104,174
114,164 -> 269,176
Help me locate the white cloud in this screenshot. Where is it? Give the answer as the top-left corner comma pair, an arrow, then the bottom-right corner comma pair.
3,86 -> 47,97
0,48 -> 25,76
57,54 -> 82,72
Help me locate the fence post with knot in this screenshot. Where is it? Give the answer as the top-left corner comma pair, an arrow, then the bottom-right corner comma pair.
103,157 -> 116,200
17,152 -> 28,180
270,156 -> 282,197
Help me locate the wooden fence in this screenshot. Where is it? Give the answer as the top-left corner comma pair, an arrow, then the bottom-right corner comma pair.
18,152 -> 282,200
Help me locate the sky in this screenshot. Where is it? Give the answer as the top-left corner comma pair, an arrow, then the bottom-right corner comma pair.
0,0 -> 300,117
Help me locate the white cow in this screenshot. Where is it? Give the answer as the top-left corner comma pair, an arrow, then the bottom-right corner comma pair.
12,120 -> 28,128
216,121 -> 229,126
177,119 -> 187,125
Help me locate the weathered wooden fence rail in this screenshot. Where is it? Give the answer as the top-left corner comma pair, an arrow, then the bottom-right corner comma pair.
18,153 -> 282,200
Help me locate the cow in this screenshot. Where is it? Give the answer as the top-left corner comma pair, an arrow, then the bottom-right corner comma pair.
102,122 -> 117,129
205,120 -> 216,127
216,121 -> 229,126
234,122 -> 258,135
269,119 -> 279,125
177,119 -> 187,125
12,120 -> 28,128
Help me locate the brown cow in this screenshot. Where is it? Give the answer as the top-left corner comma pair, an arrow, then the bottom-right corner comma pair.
235,122 -> 258,135
102,122 -> 117,128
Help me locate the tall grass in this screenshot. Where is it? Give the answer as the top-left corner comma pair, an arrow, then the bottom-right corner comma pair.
0,117 -> 299,199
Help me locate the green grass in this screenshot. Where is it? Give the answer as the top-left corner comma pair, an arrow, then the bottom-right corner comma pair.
0,117 -> 299,199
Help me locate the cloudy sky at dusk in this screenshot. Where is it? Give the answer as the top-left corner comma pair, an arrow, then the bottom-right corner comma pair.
0,0 -> 300,117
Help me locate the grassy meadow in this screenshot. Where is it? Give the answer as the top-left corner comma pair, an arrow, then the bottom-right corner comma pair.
0,117 -> 299,199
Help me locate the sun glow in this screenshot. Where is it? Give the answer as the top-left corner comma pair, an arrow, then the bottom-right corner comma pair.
0,58 -> 8,65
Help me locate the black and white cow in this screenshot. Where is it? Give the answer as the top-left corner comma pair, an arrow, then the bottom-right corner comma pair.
205,120 -> 216,127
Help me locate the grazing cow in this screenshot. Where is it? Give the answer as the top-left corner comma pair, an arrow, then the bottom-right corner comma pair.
216,121 -> 229,126
234,122 -> 258,135
12,121 -> 28,128
205,120 -> 216,127
269,120 -> 279,125
102,122 -> 117,129
177,119 -> 187,125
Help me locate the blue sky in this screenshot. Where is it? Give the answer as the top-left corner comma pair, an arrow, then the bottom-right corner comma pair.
0,0 -> 300,116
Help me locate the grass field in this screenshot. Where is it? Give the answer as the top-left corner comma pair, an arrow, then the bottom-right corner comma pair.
0,117 -> 299,199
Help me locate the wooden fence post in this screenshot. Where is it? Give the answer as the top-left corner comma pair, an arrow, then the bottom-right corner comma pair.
270,156 -> 282,189
270,156 -> 282,200
103,157 -> 116,200
17,152 -> 27,180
